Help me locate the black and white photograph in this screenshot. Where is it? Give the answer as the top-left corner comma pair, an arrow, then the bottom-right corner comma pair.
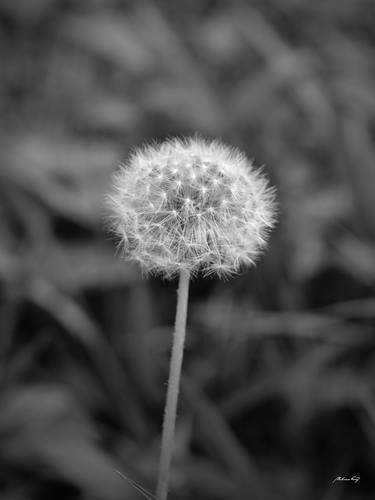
0,1 -> 374,499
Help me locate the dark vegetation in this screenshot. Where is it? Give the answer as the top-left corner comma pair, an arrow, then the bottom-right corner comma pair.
1,1 -> 375,499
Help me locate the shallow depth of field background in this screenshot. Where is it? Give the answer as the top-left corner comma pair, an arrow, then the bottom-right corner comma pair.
1,1 -> 375,499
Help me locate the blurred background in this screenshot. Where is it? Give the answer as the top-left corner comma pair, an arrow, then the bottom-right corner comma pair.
1,0 -> 375,499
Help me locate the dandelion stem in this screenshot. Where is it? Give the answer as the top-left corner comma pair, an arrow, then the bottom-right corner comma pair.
156,269 -> 190,500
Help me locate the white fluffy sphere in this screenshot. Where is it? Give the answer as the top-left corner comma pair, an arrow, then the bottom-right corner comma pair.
107,137 -> 277,278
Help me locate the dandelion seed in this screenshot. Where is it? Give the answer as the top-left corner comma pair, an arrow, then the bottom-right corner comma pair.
107,137 -> 276,279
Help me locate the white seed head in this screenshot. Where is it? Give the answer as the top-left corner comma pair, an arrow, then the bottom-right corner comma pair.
107,137 -> 277,278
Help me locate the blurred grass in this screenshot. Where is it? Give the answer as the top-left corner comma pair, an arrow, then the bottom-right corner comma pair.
0,1 -> 375,499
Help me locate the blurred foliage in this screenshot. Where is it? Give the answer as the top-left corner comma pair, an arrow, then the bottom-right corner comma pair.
0,0 -> 375,499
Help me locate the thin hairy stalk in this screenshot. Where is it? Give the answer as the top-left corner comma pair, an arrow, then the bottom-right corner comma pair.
156,269 -> 190,500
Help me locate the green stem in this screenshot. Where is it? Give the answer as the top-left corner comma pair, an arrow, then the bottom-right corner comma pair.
156,269 -> 190,500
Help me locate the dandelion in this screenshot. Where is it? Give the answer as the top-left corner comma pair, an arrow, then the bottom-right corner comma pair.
108,137 -> 276,279
106,136 -> 277,500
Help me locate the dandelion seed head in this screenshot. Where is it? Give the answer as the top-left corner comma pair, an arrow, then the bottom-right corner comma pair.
107,137 -> 277,278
